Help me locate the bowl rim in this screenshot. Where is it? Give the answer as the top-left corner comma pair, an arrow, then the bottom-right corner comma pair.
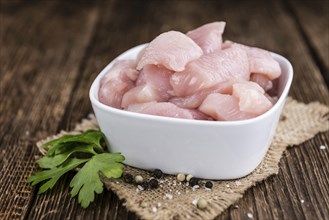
89,44 -> 293,126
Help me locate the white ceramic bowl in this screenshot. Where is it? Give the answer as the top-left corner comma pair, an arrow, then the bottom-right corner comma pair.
89,44 -> 293,179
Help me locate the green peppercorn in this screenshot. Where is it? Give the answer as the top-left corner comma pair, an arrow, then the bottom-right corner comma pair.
186,174 -> 193,181
152,169 -> 163,179
149,179 -> 159,189
123,173 -> 133,183
177,173 -> 186,182
197,199 -> 208,209
140,201 -> 148,208
135,175 -> 144,184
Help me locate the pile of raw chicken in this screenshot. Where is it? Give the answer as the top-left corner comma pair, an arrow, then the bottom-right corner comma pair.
98,22 -> 281,121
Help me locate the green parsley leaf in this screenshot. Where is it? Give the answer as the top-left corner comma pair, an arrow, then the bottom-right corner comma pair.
70,153 -> 125,208
29,130 -> 125,208
45,130 -> 104,156
39,144 -> 97,169
28,158 -> 89,193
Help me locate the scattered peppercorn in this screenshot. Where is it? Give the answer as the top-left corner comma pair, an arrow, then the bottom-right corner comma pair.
149,179 -> 159,189
186,174 -> 193,182
152,169 -> 163,178
189,177 -> 199,187
197,199 -> 208,209
205,181 -> 213,189
141,182 -> 149,190
123,173 -> 133,183
177,173 -> 185,182
140,201 -> 148,208
135,175 -> 144,184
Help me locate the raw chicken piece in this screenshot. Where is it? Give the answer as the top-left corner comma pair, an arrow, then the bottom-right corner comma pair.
136,69 -> 146,85
188,109 -> 213,120
121,84 -> 159,109
99,60 -> 138,108
170,47 -> 250,97
232,81 -> 273,115
169,83 -> 232,109
223,41 -> 281,80
127,102 -> 207,120
169,91 -> 211,109
187,21 -> 226,54
100,60 -> 138,85
122,65 -> 174,108
199,93 -> 256,121
250,73 -> 273,91
137,31 -> 203,71
140,65 -> 174,100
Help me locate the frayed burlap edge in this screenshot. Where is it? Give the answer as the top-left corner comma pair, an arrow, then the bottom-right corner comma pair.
36,97 -> 329,220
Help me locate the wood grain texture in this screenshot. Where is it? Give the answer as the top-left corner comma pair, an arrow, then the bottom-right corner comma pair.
287,0 -> 329,86
0,1 -> 99,219
0,0 -> 328,219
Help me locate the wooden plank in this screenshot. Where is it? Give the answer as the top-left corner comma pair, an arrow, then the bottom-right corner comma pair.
287,0 -> 329,85
26,0 -> 157,218
209,0 -> 329,219
0,1 -> 99,219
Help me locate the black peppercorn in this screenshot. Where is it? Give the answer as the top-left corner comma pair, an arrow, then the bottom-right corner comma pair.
152,169 -> 163,179
123,173 -> 133,183
141,182 -> 149,190
149,179 -> 159,189
189,177 -> 199,187
205,181 -> 213,189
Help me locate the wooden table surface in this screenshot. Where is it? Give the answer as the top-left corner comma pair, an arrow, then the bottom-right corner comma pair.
1,0 -> 328,219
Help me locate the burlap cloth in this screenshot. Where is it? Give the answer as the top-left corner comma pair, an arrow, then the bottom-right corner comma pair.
36,97 -> 329,220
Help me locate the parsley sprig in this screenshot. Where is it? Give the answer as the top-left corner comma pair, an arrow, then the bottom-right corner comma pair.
28,130 -> 125,208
